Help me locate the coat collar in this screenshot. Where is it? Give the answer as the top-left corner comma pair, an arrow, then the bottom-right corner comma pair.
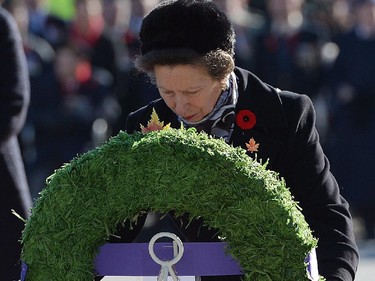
234,67 -> 288,129
230,68 -> 289,167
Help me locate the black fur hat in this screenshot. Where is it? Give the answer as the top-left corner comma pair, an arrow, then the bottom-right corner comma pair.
139,0 -> 235,56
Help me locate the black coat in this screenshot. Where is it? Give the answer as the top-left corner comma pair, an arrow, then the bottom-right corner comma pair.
125,67 -> 359,281
0,7 -> 32,280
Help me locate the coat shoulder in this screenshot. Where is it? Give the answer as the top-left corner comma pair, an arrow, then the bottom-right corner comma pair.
126,99 -> 174,133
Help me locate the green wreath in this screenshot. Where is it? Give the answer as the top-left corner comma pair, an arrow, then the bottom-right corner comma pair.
21,128 -> 318,280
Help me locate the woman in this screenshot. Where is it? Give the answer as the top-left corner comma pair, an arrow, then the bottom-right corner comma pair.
123,1 -> 359,280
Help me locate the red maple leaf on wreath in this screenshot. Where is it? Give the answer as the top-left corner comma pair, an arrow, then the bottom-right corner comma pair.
140,108 -> 170,134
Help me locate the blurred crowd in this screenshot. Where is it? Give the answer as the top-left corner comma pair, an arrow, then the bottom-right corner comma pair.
2,0 -> 375,241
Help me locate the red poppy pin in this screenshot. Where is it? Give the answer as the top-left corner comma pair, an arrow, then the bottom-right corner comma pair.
236,109 -> 256,130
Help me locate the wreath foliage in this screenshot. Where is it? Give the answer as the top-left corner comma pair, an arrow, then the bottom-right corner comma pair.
21,128 -> 318,280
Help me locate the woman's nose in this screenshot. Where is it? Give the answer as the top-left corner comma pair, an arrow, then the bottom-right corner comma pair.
174,94 -> 189,115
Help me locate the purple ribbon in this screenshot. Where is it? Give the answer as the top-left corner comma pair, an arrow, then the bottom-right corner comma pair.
95,242 -> 242,276
20,262 -> 28,281
21,244 -> 319,279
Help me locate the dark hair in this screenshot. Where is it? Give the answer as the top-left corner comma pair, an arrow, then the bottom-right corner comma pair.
134,48 -> 235,83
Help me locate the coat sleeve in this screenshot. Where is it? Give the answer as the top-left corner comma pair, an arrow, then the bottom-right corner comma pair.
0,8 -> 30,144
125,99 -> 170,133
277,93 -> 359,281
125,105 -> 149,133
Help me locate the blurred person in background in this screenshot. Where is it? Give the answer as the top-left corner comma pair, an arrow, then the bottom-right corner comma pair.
299,0 -> 354,40
24,42 -> 119,197
69,0 -> 117,85
3,0 -> 56,198
326,0 -> 355,39
3,0 -> 55,93
101,0 -> 132,73
213,0 -> 265,70
0,3 -> 32,280
114,0 -> 161,133
25,0 -> 49,37
327,0 -> 375,240
252,0 -> 332,142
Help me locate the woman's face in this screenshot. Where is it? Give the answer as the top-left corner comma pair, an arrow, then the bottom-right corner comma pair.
154,64 -> 224,123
